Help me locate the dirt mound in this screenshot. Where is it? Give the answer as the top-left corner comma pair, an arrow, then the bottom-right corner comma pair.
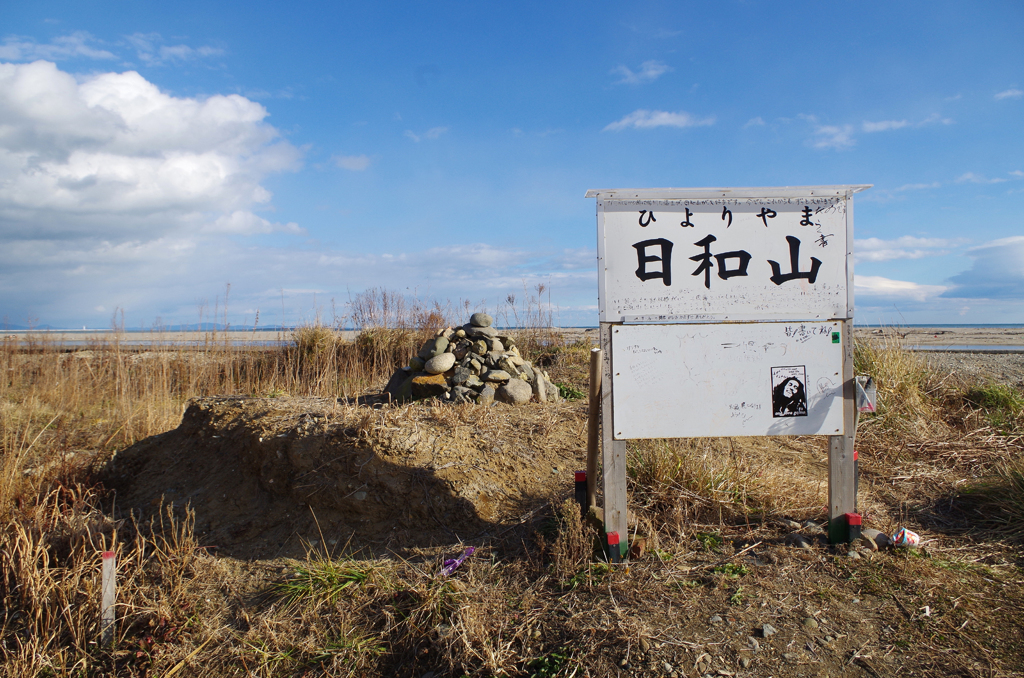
105,396 -> 587,559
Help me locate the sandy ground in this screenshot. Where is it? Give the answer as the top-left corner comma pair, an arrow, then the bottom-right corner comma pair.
854,325 -> 1024,347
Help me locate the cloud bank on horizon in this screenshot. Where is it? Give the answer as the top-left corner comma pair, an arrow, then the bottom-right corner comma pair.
0,2 -> 1022,328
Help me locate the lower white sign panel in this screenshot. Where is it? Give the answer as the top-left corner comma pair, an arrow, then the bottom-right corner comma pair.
611,322 -> 846,439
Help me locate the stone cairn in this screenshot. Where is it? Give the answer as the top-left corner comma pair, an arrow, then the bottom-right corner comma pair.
382,312 -> 562,406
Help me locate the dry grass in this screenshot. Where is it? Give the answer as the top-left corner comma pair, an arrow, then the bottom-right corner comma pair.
1,314 -> 1023,676
853,333 -> 953,440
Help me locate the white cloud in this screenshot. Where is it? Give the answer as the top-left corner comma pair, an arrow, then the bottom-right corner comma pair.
862,119 -> 908,132
811,124 -> 855,150
211,211 -> 303,235
854,236 -> 958,262
611,60 -> 671,85
1009,170 -> 1024,178
0,61 -> 303,325
125,33 -> 224,66
858,181 -> 943,203
0,32 -> 116,61
404,126 -> 448,142
603,109 -> 715,131
854,275 -> 948,302
743,117 -> 765,128
945,236 -> 1024,299
995,88 -> 1023,100
808,113 -> 952,150
919,113 -> 954,126
0,60 -> 299,240
955,172 -> 1007,184
334,154 -> 370,171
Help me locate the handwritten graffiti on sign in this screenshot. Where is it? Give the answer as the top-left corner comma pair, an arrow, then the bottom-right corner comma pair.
610,321 -> 845,439
597,194 -> 853,322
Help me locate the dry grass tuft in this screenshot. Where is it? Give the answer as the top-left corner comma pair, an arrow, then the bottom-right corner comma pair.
957,454 -> 1024,541
854,333 -> 951,439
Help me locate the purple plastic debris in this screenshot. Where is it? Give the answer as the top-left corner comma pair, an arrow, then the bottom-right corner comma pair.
441,546 -> 475,576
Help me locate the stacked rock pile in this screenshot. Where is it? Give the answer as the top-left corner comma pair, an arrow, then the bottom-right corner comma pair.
382,312 -> 562,406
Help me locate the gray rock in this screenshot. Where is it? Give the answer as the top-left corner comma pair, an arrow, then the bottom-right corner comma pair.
802,617 -> 819,630
451,385 -> 474,403
761,624 -> 777,637
452,341 -> 471,360
785,533 -> 813,550
454,329 -> 466,338
469,312 -> 493,328
382,369 -> 412,403
544,374 -> 562,402
497,378 -> 533,405
862,527 -> 892,550
465,375 -> 484,389
709,615 -> 723,624
746,637 -> 760,652
488,338 -> 505,353
856,535 -> 878,552
520,361 -> 535,381
497,356 -> 520,376
451,366 -> 472,385
532,371 -> 547,402
483,370 -> 511,383
740,657 -> 752,669
847,550 -> 861,559
472,339 -> 489,355
409,356 -> 425,372
424,352 -> 456,375
802,520 -> 825,535
780,518 -> 802,530
469,358 -> 483,374
418,336 -> 449,360
464,323 -> 498,338
477,385 -> 495,406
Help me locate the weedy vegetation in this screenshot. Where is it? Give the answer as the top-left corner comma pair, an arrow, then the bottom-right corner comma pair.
1,312 -> 1023,676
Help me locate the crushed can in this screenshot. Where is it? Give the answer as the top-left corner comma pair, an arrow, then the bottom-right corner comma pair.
891,527 -> 920,548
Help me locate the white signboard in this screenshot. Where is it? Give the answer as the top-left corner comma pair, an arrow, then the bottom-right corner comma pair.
610,321 -> 846,439
589,187 -> 867,323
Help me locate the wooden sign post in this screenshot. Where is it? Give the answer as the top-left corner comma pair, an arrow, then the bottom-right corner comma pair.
586,185 -> 871,553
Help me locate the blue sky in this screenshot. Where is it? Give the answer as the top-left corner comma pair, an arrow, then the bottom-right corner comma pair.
1,1 -> 1022,328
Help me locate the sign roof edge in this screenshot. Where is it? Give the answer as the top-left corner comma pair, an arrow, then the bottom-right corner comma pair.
585,185 -> 872,199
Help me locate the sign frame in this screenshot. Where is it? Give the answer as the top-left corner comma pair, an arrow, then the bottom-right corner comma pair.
587,185 -> 870,549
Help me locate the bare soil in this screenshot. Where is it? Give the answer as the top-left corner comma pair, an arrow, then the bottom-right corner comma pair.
106,397 -> 585,560
100,361 -> 1024,676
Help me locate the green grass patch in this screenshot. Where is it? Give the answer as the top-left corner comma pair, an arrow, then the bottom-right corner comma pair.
714,563 -> 750,579
526,648 -> 574,678
695,531 -> 723,551
276,556 -> 374,602
555,382 -> 585,401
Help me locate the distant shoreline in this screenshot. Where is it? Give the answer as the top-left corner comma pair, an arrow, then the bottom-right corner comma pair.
5,324 -> 1024,349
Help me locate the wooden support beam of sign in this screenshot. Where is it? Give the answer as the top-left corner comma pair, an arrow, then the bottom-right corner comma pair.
586,347 -> 602,509
827,319 -> 857,544
600,322 -> 628,555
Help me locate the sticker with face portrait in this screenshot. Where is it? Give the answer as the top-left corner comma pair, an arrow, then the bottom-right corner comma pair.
771,366 -> 808,418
